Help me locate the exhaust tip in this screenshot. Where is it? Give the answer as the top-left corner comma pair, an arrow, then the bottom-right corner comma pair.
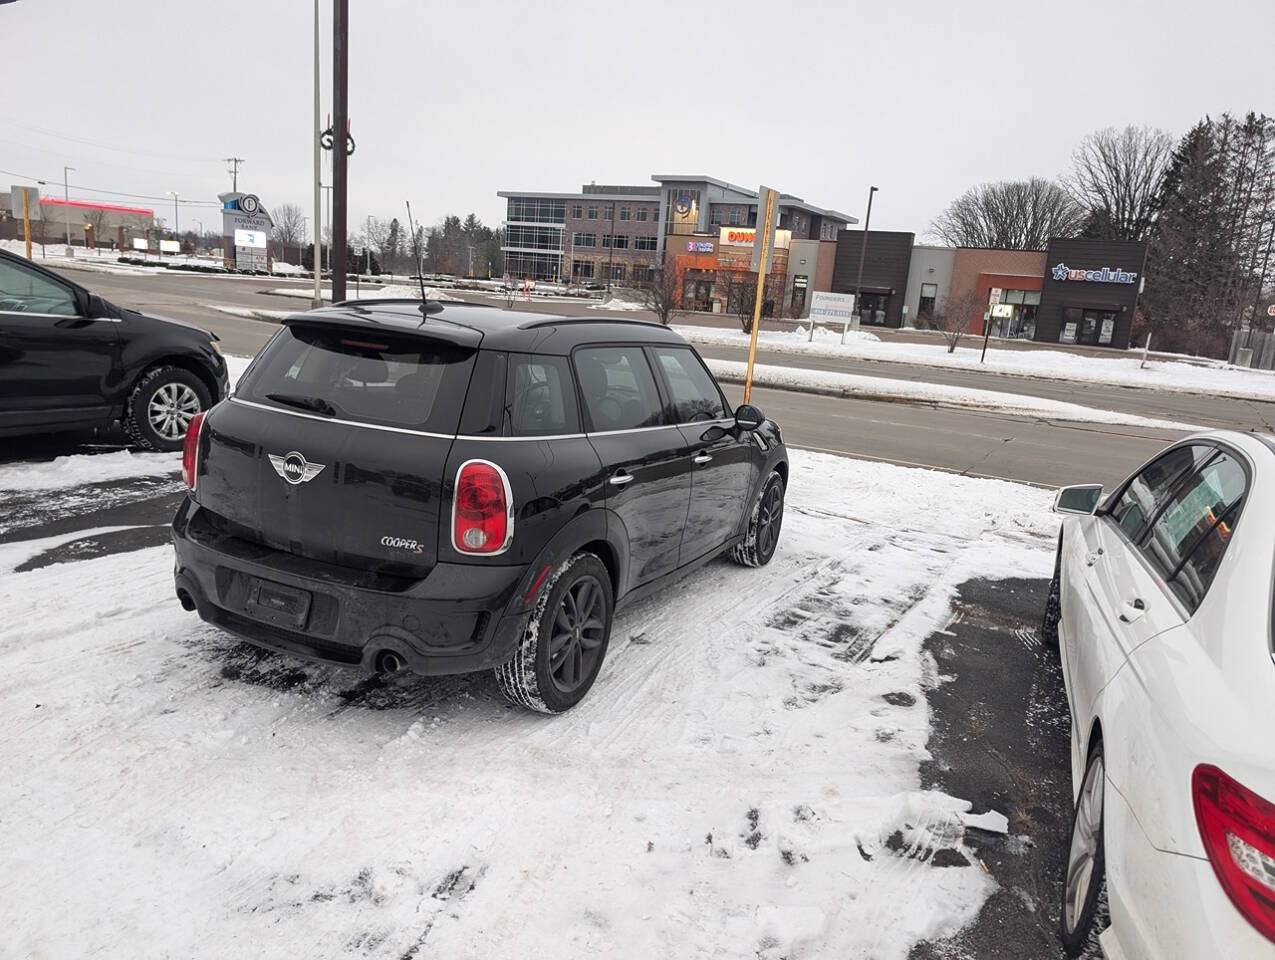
376,650 -> 404,674
176,589 -> 197,612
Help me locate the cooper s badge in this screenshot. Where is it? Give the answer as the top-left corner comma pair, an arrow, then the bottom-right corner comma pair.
268,451 -> 326,485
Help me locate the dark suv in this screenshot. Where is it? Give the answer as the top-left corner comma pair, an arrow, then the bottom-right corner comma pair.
0,249 -> 228,451
172,300 -> 787,712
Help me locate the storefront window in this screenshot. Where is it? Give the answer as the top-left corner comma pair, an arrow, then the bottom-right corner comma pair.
1059,307 -> 1118,346
919,282 -> 937,319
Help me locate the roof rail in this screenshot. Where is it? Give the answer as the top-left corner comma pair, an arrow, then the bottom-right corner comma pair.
328,298 -> 445,314
517,315 -> 664,331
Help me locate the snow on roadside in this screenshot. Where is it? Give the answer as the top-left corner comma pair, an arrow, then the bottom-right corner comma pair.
0,449 -> 178,492
589,295 -> 648,312
706,358 -> 1198,432
676,323 -> 1275,401
203,303 -> 295,322
0,449 -> 1055,959
267,283 -> 459,302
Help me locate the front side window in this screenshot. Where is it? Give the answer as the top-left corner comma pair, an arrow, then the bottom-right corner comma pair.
1108,444 -> 1214,541
1140,452 -> 1246,611
651,346 -> 727,423
0,259 -> 78,316
507,354 -> 578,437
573,346 -> 664,432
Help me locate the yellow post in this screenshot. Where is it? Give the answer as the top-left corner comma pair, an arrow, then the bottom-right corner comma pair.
21,189 -> 32,260
743,187 -> 776,405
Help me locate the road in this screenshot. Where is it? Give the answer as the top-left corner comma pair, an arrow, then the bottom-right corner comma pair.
38,263 -> 1257,488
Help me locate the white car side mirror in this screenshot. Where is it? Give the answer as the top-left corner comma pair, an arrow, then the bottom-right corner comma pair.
1054,484 -> 1104,516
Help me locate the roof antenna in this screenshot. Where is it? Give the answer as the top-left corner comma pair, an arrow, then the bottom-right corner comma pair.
405,200 -> 429,319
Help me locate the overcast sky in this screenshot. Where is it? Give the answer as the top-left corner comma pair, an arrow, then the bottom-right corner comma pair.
3,0 -> 1272,239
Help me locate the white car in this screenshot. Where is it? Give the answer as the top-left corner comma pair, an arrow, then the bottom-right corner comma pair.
1043,430 -> 1275,959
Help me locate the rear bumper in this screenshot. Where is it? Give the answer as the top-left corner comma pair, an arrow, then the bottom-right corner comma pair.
171,499 -> 529,676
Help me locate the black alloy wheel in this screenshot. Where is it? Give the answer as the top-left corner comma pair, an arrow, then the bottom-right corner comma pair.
548,574 -> 607,694
731,471 -> 785,567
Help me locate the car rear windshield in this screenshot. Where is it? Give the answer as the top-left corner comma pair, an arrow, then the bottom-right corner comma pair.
237,324 -> 476,433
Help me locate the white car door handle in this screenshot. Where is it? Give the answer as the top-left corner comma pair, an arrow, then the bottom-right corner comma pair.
1118,597 -> 1146,623
693,453 -> 713,464
609,472 -> 634,487
1086,548 -> 1105,566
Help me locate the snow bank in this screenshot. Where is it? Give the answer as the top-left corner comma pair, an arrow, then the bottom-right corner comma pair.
0,449 -> 1056,959
267,284 -> 459,302
0,449 -> 178,492
676,323 -> 1275,401
589,296 -> 648,312
706,358 -> 1198,431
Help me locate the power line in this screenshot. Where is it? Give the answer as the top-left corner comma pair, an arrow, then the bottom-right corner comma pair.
0,167 -> 223,207
225,157 -> 245,192
0,113 -> 224,164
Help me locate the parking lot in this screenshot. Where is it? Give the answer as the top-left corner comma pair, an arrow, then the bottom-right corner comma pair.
0,435 -> 1098,959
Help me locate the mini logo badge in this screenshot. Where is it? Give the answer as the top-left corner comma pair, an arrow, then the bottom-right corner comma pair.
268,451 -> 325,485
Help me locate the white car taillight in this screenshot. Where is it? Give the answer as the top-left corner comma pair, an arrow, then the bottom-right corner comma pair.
452,459 -> 512,555
182,411 -> 206,490
1193,764 -> 1275,942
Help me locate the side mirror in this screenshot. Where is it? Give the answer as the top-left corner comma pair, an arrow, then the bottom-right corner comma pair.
735,403 -> 764,431
1053,484 -> 1104,516
87,293 -> 108,317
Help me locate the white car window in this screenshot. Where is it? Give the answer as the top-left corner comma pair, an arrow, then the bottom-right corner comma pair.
1140,452 -> 1246,611
1108,444 -> 1214,541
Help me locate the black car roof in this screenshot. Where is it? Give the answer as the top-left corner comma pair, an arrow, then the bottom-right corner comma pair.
287,299 -> 687,355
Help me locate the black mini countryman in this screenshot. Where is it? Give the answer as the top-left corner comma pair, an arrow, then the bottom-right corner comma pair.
172,301 -> 787,712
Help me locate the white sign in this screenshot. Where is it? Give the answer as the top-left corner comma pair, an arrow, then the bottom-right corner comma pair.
234,228 -> 268,249
159,239 -> 180,254
991,303 -> 1014,318
988,287 -> 1003,307
9,185 -> 42,221
131,238 -> 148,251
719,226 -> 792,250
809,291 -> 857,322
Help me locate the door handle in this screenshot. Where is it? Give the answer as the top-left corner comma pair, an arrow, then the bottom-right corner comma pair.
693,453 -> 713,464
1118,597 -> 1146,623
1086,547 -> 1104,566
609,471 -> 634,487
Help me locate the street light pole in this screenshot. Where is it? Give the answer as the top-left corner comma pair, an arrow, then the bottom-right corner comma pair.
852,185 -> 878,327
63,166 -> 75,247
167,191 -> 179,237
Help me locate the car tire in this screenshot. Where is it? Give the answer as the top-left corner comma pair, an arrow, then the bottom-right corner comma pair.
730,470 -> 785,568
495,552 -> 614,714
1041,535 -> 1063,648
124,365 -> 211,452
1060,740 -> 1106,956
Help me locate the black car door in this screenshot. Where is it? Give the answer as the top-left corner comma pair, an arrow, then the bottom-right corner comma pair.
648,344 -> 753,561
0,254 -> 118,431
574,344 -> 693,593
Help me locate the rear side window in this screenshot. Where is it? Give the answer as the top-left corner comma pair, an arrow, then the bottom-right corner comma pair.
238,324 -> 476,432
650,346 -> 728,423
573,346 -> 664,432
507,354 -> 579,436
1140,451 -> 1246,611
1109,444 -> 1214,541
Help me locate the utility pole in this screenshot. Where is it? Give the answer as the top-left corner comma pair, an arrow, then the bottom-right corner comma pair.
224,157 -> 245,193
331,0 -> 350,301
312,0 -> 323,306
852,185 -> 877,326
63,166 -> 75,247
167,191 -> 179,238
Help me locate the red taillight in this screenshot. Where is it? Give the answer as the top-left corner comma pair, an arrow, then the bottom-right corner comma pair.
453,460 -> 511,555
181,411 -> 206,490
1193,764 -> 1275,942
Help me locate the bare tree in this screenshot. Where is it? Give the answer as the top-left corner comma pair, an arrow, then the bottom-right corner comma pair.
931,178 -> 1086,249
930,289 -> 987,353
633,264 -> 679,325
271,203 -> 307,260
1068,126 -> 1174,240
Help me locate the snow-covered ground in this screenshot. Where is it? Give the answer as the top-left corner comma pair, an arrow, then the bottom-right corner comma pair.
705,359 -> 1198,431
0,445 -> 1057,959
676,324 -> 1275,401
203,303 -> 296,322
0,449 -> 178,492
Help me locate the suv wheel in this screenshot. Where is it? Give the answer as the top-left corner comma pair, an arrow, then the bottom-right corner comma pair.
495,553 -> 614,714
125,365 -> 211,452
730,471 -> 784,567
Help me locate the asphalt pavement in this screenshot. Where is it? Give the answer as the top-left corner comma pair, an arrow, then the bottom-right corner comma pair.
38,262 -> 1263,489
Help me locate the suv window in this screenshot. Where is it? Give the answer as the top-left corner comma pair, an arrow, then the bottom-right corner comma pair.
239,324 -> 476,432
0,258 -> 78,316
1140,451 -> 1246,611
1108,444 -> 1213,541
651,346 -> 727,423
573,346 -> 664,432
507,354 -> 579,436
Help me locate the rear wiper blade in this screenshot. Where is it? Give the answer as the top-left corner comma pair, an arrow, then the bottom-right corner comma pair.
265,392 -> 335,416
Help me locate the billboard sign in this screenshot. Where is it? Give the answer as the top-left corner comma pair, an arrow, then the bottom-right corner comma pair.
159,239 -> 181,253
1051,262 -> 1137,284
719,227 -> 792,250
234,228 -> 268,249
131,237 -> 148,251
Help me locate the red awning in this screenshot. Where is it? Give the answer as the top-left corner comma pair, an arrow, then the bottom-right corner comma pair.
39,197 -> 154,216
